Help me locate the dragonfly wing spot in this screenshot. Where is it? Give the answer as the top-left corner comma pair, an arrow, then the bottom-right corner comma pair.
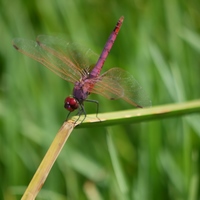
13,44 -> 19,50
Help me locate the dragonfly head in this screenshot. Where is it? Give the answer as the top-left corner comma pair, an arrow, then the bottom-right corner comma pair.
64,97 -> 79,112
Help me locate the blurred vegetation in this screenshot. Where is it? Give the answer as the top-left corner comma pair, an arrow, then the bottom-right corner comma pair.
1,0 -> 200,199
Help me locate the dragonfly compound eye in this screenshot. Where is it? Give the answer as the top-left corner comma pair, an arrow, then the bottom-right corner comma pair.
64,97 -> 79,111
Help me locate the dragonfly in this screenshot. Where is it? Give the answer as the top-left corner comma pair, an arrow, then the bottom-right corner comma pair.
12,16 -> 151,123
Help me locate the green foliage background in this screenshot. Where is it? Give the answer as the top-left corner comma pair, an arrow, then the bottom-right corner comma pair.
1,0 -> 200,199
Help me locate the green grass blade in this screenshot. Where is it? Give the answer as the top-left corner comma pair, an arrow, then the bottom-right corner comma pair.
76,100 -> 200,128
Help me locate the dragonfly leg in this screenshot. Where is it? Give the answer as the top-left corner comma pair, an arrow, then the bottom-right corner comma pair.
85,99 -> 101,122
74,104 -> 86,124
65,111 -> 80,124
80,104 -> 87,123
66,100 -> 101,124
65,111 -> 72,121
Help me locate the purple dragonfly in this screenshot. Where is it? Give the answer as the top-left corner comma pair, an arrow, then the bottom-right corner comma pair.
13,16 -> 151,122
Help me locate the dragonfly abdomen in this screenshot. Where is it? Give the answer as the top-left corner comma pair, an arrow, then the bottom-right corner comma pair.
89,16 -> 124,78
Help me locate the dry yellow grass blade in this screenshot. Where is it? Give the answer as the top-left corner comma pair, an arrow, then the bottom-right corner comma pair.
21,120 -> 76,200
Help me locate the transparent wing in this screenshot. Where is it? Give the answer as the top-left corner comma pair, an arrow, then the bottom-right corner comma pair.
91,68 -> 152,108
12,35 -> 99,83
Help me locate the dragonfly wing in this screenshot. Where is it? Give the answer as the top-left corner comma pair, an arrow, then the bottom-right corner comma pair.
13,38 -> 80,83
37,35 -> 99,73
13,36 -> 99,83
91,74 -> 124,100
92,68 -> 152,108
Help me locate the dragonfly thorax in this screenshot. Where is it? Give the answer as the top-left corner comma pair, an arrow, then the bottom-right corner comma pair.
72,79 -> 92,104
